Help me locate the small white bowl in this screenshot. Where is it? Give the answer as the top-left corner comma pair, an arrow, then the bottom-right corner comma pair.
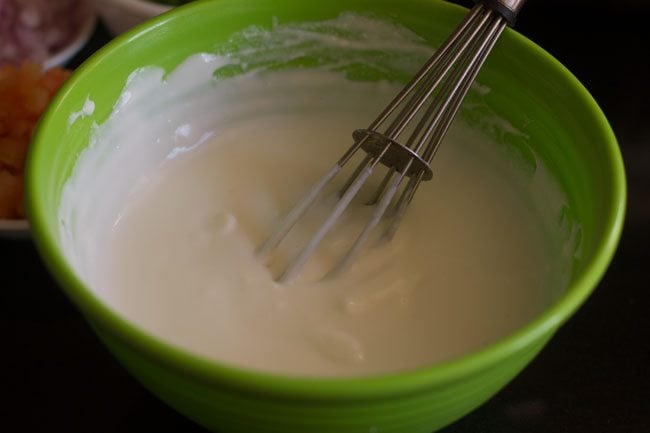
44,10 -> 97,69
93,0 -> 172,35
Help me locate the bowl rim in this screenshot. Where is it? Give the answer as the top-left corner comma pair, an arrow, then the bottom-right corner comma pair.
26,0 -> 626,400
43,7 -> 97,70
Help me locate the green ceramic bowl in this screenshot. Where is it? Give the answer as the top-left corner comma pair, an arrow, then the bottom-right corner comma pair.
26,0 -> 625,432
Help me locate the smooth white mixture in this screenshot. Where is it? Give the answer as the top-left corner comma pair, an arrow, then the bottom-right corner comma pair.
60,15 -> 572,376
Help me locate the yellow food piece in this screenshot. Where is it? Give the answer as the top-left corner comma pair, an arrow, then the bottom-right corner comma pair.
0,61 -> 69,219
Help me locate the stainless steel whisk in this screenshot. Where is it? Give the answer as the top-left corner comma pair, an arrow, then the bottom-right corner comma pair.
258,0 -> 527,282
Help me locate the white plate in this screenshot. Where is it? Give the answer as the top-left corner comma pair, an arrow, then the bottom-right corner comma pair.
1,8 -> 96,238
0,218 -> 30,238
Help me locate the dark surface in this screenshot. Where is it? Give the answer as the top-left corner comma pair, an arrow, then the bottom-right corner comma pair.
2,1 -> 648,432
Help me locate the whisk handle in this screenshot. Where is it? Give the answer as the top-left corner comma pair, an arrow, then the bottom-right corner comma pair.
476,0 -> 527,25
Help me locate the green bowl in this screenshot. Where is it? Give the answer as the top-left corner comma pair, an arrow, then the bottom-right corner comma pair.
26,0 -> 625,432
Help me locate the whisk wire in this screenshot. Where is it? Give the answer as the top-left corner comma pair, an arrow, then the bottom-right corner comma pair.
364,4 -> 485,135
384,11 -> 508,241
279,133 -> 404,282
378,5 -> 489,140
259,1 -> 522,281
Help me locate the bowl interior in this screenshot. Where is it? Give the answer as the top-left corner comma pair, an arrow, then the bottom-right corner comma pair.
27,0 -> 624,399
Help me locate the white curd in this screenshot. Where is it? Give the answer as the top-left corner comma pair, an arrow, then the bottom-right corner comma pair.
59,14 -> 573,376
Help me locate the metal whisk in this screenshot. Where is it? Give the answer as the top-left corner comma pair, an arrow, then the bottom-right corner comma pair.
258,0 -> 526,282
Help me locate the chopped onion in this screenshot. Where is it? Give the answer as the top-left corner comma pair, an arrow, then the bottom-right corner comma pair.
0,0 -> 90,65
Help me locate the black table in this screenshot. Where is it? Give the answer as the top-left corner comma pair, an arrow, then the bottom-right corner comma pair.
2,1 -> 648,431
